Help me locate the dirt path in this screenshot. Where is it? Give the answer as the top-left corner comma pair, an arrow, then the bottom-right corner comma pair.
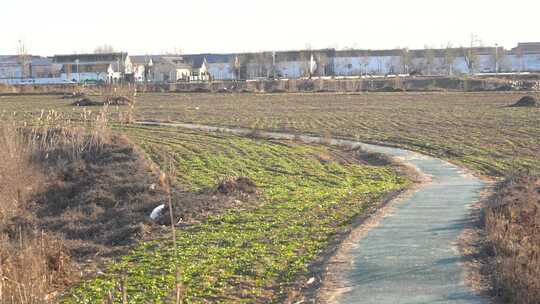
137,121 -> 488,304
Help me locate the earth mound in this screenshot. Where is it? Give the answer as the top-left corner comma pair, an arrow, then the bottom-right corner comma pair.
216,176 -> 258,194
71,97 -> 103,106
104,95 -> 133,105
72,96 -> 133,107
509,96 -> 538,107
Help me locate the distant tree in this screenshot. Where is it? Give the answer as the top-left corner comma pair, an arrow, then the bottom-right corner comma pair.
341,56 -> 353,76
462,34 -> 482,75
229,55 -> 242,80
376,57 -> 384,74
462,47 -> 479,75
251,52 -> 269,78
399,48 -> 412,74
299,51 -> 310,77
444,44 -> 456,76
490,45 -> 505,73
94,44 -> 116,54
262,52 -> 274,78
17,40 -> 30,79
318,53 -> 329,76
361,52 -> 370,75
424,46 -> 435,76
386,56 -> 398,75
515,46 -> 525,73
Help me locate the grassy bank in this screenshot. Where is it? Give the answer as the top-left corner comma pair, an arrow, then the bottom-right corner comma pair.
65,124 -> 407,303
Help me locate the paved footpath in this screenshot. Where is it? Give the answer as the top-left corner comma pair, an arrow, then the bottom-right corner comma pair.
138,121 -> 488,304
339,143 -> 487,304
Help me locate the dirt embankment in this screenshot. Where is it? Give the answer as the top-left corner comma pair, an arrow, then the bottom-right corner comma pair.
0,124 -> 260,302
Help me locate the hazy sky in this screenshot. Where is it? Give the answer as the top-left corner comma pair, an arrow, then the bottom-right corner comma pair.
1,0 -> 538,56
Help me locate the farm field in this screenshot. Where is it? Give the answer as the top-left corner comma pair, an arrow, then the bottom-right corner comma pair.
60,124 -> 407,303
1,91 -> 539,303
2,91 -> 538,176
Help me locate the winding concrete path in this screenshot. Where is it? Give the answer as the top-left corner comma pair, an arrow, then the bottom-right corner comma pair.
138,121 -> 488,304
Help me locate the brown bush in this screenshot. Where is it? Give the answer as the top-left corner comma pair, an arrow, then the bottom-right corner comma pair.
485,174 -> 540,303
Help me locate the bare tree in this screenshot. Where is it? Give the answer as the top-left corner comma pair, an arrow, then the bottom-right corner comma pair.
17,40 -> 30,79
462,34 -> 482,75
341,56 -> 353,76
386,56 -> 399,75
94,44 -> 116,54
462,47 -> 479,75
230,54 -> 248,80
399,48 -> 412,74
262,52 -> 273,78
318,53 -> 329,76
490,45 -> 505,73
424,46 -> 435,76
444,44 -> 456,76
251,52 -> 269,78
515,46 -> 525,73
299,51 -> 311,77
361,52 -> 370,75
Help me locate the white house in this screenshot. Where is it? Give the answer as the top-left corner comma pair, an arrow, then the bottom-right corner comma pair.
0,55 -> 63,84
52,53 -> 131,83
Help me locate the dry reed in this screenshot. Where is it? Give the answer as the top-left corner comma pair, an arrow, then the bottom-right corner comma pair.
0,107 -> 113,303
485,174 -> 540,303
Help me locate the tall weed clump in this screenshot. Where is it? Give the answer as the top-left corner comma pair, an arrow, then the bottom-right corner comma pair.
0,108 -> 112,303
485,174 -> 540,303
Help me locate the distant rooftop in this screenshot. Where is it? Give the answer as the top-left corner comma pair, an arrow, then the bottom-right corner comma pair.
52,53 -> 128,64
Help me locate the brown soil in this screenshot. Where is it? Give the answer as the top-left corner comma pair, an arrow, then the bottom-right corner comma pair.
509,95 -> 538,107
6,134 -> 258,263
72,97 -> 104,107
104,95 -> 133,105
215,176 -> 258,195
72,96 -> 133,107
1,125 -> 263,301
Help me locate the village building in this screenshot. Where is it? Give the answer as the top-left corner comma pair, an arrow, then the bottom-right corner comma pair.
3,42 -> 540,85
51,53 -> 131,83
333,49 -> 402,76
507,42 -> 540,72
0,55 -> 61,84
182,55 -> 217,81
141,55 -> 193,82
183,54 -> 235,81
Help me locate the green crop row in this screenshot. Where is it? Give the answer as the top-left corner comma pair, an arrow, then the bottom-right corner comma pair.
65,125 -> 407,303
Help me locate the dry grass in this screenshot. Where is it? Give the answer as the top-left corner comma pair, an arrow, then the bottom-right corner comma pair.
485,174 -> 540,303
0,108 -> 142,303
0,118 -> 81,303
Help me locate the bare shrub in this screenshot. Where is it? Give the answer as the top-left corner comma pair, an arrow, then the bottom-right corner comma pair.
0,119 -> 80,303
0,110 -> 113,303
485,174 -> 540,303
0,233 -> 78,303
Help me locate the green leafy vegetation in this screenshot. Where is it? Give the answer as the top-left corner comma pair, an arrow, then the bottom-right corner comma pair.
64,125 -> 406,303
2,92 -> 538,176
